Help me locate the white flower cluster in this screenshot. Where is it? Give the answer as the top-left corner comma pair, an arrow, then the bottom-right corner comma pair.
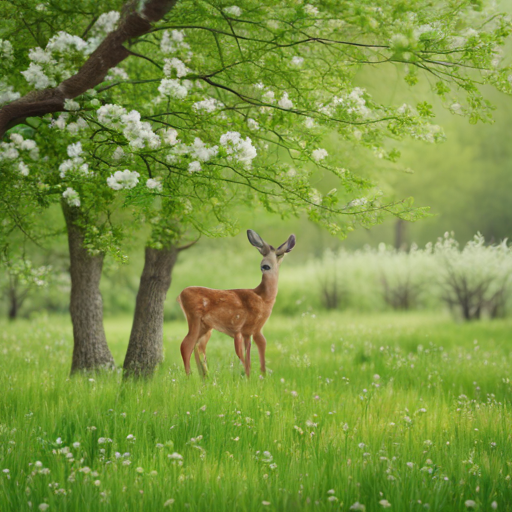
86,11 -> 120,52
158,79 -> 190,99
219,131 -> 257,168
21,13 -> 119,90
321,87 -> 371,119
162,128 -> 179,145
105,67 -> 129,81
160,30 -> 190,54
348,197 -> 367,208
291,56 -> 304,66
59,142 -> 89,178
278,92 -> 294,110
146,178 -> 162,192
64,99 -> 80,111
0,133 -> 39,176
192,97 -> 222,113
0,39 -> 13,61
163,58 -> 190,78
312,148 -> 328,162
50,113 -> 88,134
0,82 -> 20,106
190,137 -> 219,161
107,169 -> 140,190
224,5 -> 242,16
97,105 -> 160,149
62,187 -> 81,207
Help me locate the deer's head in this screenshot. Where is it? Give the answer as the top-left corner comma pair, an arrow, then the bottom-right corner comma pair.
247,229 -> 296,276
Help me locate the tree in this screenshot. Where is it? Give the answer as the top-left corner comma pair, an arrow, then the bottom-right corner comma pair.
1,0 -> 511,375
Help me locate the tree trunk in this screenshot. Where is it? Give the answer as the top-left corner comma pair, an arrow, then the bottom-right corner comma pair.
62,203 -> 115,374
8,287 -> 18,320
123,246 -> 178,378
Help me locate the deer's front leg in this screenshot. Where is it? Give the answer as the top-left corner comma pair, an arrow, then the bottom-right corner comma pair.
234,333 -> 245,370
253,332 -> 267,375
243,335 -> 252,377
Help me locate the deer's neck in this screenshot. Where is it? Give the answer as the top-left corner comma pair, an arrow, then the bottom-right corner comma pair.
254,272 -> 279,303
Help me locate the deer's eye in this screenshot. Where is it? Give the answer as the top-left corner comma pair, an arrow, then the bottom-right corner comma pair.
261,264 -> 271,271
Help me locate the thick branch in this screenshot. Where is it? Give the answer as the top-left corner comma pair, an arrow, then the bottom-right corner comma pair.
0,0 -> 178,137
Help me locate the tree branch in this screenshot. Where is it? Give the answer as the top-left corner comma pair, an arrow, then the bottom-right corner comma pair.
0,0 -> 178,138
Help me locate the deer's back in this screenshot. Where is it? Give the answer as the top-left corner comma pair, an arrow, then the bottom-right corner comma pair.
178,286 -> 273,336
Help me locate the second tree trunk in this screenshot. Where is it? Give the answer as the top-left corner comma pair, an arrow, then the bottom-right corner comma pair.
123,246 -> 178,377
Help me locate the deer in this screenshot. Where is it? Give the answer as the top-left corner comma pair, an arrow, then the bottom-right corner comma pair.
177,230 -> 296,377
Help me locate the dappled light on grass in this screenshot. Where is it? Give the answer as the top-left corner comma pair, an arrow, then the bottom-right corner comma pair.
1,312 -> 512,511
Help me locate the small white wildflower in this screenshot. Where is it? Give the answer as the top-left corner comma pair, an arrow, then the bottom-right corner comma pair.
350,502 -> 366,511
379,500 -> 391,508
18,161 -> 30,176
291,56 -> 304,66
164,499 -> 175,507
126,434 -> 136,440
94,480 -> 101,486
312,148 -> 328,162
168,452 -> 183,460
56,438 -> 63,445
465,501 -> 476,508
158,78 -> 188,99
262,502 -> 271,506
72,442 -> 80,449
38,504 -> 50,511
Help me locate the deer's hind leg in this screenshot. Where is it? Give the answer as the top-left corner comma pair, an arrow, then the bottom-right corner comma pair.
194,329 -> 212,378
180,319 -> 203,375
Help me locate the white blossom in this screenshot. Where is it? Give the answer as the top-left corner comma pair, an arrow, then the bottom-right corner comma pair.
224,5 -> 242,16
163,58 -> 189,78
120,110 -> 160,149
379,500 -> 391,508
47,31 -> 87,54
105,67 -> 129,81
97,104 -> 127,127
312,148 -> 328,162
304,4 -> 319,15
112,146 -> 125,160
291,56 -> 304,66
247,118 -> 259,130
350,503 -> 366,512
66,117 -> 88,134
0,39 -> 14,61
160,30 -> 189,54
278,92 -> 294,110
146,178 -> 163,192
465,501 -> 476,509
107,169 -> 140,190
63,188 -> 80,207
18,161 -> 30,176
64,99 -> 80,111
192,97 -> 221,113
67,142 -> 83,158
304,117 -> 316,129
220,131 -> 257,168
0,83 -> 20,106
21,63 -> 55,89
262,90 -> 275,104
188,161 -> 202,173
162,128 -> 179,145
190,137 -> 218,162
38,504 -> 50,511
158,78 -> 188,99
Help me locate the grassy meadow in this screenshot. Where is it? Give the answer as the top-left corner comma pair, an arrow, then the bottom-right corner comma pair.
1,311 -> 512,511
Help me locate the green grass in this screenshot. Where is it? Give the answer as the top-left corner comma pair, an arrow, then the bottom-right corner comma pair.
1,311 -> 512,511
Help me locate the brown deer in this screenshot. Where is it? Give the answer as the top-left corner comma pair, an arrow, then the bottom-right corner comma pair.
177,230 -> 296,377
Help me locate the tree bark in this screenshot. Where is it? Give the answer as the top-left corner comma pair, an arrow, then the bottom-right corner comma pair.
62,203 -> 115,374
123,246 -> 178,377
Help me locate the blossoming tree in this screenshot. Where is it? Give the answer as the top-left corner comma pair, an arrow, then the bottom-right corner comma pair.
1,0 -> 511,375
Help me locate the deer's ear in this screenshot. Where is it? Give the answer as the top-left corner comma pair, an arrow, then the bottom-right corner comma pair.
247,230 -> 271,255
276,234 -> 296,257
